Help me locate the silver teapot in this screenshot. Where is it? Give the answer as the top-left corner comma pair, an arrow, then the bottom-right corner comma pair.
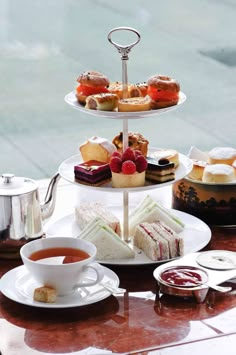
0,172 -> 60,258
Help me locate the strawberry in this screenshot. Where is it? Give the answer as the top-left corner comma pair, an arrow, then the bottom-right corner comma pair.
122,147 -> 135,162
110,156 -> 122,173
135,155 -> 148,172
122,160 -> 136,174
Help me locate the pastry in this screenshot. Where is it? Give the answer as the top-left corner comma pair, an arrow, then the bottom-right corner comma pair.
133,221 -> 184,261
76,70 -> 110,105
147,74 -> 180,109
146,157 -> 175,183
208,147 -> 236,165
188,159 -> 208,181
74,160 -> 111,186
112,132 -> 149,157
85,93 -> 119,111
75,202 -> 121,236
108,82 -> 142,99
118,96 -> 151,112
202,164 -> 235,183
80,217 -> 135,260
109,148 -> 147,188
80,136 -> 116,163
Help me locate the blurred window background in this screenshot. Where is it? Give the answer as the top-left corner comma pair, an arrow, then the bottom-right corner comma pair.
0,0 -> 235,179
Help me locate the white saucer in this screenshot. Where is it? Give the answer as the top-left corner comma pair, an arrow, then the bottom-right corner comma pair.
196,250 -> 236,270
0,265 -> 119,308
46,210 -> 212,266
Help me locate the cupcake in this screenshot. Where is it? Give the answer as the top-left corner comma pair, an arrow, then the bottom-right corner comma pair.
110,148 -> 147,188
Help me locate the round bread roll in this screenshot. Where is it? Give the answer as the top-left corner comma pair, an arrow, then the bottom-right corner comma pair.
188,159 -> 208,181
149,149 -> 179,168
202,164 -> 235,183
208,147 -> 236,165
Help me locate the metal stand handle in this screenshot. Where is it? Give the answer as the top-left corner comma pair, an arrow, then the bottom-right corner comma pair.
108,27 -> 141,243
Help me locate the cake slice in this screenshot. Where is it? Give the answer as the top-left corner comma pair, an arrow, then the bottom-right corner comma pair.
129,195 -> 185,236
74,160 -> 111,186
79,217 -> 135,260
79,136 -> 116,163
146,157 -> 175,183
133,221 -> 184,261
75,202 -> 121,236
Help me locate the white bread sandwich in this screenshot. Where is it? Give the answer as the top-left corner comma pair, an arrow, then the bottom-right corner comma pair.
79,217 -> 135,260
129,195 -> 184,236
75,202 -> 121,236
133,221 -> 184,261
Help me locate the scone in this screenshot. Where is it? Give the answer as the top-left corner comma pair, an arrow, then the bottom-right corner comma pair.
202,164 -> 235,183
80,136 -> 116,163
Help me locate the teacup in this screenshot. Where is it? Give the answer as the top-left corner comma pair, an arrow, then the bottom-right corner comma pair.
20,237 -> 104,296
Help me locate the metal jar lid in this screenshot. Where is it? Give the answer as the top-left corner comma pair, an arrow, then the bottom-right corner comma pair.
0,173 -> 38,196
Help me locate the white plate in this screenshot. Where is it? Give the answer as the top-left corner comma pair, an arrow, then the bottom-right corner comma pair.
0,265 -> 119,308
196,250 -> 236,270
58,149 -> 193,192
46,210 -> 212,266
64,91 -> 186,119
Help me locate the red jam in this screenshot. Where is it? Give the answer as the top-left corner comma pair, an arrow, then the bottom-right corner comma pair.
161,268 -> 204,287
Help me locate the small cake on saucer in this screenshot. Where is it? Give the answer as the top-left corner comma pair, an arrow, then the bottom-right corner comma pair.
202,164 -> 235,183
110,148 -> 147,188
188,159 -> 208,181
208,147 -> 236,166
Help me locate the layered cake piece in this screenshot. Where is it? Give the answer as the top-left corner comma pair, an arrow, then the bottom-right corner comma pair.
133,221 -> 184,261
74,160 -> 111,186
146,157 -> 175,183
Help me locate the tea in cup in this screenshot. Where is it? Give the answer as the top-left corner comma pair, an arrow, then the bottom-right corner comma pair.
20,237 -> 104,296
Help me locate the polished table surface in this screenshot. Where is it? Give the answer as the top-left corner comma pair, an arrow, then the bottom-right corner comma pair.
0,180 -> 236,355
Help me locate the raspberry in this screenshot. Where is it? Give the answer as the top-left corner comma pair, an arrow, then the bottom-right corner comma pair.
111,150 -> 122,159
122,160 -> 136,174
135,155 -> 148,172
122,147 -> 135,162
134,150 -> 142,158
110,156 -> 122,173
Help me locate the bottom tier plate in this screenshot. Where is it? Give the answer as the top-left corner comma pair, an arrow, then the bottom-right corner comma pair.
46,210 -> 212,266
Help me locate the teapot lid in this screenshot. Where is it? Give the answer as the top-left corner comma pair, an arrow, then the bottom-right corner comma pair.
0,173 -> 38,196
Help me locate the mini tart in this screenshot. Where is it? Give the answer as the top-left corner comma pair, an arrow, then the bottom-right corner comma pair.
202,164 -> 235,183
118,96 -> 152,112
111,171 -> 146,188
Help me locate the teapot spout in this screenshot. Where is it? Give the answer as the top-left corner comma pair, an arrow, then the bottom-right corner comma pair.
41,172 -> 61,221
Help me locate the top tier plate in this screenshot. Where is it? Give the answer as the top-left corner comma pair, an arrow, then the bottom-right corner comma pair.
64,91 -> 186,119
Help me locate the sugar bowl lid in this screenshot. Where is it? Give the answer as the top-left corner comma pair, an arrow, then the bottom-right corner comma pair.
0,173 -> 38,196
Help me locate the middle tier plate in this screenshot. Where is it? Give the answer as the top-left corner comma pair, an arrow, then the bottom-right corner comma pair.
59,148 -> 193,192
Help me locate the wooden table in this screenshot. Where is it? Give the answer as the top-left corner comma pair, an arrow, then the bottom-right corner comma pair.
0,180 -> 236,355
